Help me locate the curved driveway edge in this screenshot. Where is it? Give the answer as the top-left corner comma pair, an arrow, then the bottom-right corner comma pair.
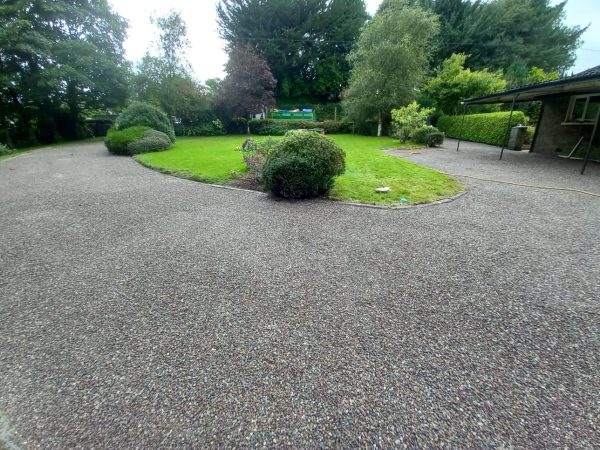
0,142 -> 598,448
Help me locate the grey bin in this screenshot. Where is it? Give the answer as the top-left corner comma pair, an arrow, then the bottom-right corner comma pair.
508,125 -> 528,151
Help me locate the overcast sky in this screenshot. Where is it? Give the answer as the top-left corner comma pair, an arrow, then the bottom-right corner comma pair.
108,0 -> 600,83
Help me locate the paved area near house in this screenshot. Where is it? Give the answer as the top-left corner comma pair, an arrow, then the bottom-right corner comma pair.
0,142 -> 598,448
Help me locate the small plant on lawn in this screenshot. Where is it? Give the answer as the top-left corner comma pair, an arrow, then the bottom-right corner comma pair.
116,102 -> 176,143
262,131 -> 346,199
391,102 -> 434,143
105,126 -> 171,155
240,138 -> 277,182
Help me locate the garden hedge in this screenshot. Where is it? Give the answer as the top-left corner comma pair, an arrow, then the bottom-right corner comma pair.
249,119 -> 351,135
437,111 -> 527,146
105,126 -> 171,155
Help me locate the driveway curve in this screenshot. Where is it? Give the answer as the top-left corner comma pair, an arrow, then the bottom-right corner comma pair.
0,142 -> 598,448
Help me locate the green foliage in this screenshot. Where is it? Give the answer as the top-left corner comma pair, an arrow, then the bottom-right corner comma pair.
0,0 -> 130,147
391,102 -> 435,142
424,53 -> 507,115
217,0 -> 368,101
343,0 -> 439,135
408,0 -> 586,74
0,143 -> 16,156
174,119 -> 225,137
437,111 -> 527,146
127,129 -> 172,155
412,126 -> 444,147
105,126 -> 148,155
240,138 -> 278,181
262,132 -> 346,198
249,119 -> 351,135
116,102 -> 175,143
105,127 -> 172,155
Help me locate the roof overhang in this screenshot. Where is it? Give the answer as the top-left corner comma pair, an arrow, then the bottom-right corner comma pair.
465,78 -> 600,105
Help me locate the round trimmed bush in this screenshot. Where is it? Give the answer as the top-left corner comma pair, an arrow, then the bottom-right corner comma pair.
105,126 -> 171,155
262,131 -> 346,199
105,126 -> 148,155
127,128 -> 172,154
116,102 -> 175,143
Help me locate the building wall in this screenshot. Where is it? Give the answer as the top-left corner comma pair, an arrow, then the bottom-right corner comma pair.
533,96 -> 600,158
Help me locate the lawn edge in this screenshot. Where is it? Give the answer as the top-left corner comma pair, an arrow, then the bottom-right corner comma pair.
133,156 -> 468,209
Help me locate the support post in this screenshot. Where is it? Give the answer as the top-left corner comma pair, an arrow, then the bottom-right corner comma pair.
581,108 -> 600,175
500,94 -> 519,160
456,101 -> 467,152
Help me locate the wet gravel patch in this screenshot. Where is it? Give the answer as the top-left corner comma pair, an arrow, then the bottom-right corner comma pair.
0,142 -> 598,448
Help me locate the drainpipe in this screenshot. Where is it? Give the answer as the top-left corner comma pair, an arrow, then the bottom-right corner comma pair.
500,93 -> 520,160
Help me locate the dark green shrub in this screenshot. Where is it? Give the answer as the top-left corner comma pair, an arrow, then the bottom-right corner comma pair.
0,143 -> 16,156
116,102 -> 175,143
426,132 -> 445,147
262,131 -> 346,199
412,126 -> 445,147
105,126 -> 171,155
437,111 -> 526,146
105,126 -> 148,155
127,128 -> 172,154
174,119 -> 225,137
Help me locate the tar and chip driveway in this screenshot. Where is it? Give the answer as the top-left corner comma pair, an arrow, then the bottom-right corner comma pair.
0,141 -> 598,448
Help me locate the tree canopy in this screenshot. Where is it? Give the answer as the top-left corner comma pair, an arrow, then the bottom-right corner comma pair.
218,45 -> 277,124
217,0 -> 368,102
393,0 -> 586,76
424,53 -> 507,115
0,0 -> 130,146
342,0 -> 439,135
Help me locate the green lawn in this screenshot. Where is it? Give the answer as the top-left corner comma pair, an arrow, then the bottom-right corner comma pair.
135,135 -> 462,205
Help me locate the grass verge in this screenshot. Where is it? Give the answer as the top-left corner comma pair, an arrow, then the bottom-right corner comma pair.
135,135 -> 463,206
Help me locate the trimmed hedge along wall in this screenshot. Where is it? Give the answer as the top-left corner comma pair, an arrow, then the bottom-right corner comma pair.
249,119 -> 351,135
437,111 -> 527,146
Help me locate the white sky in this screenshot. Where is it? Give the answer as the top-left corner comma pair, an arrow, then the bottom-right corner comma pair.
108,0 -> 600,83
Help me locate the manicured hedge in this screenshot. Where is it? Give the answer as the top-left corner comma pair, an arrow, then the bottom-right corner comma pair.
116,102 -> 176,143
249,119 -> 351,135
437,111 -> 527,146
105,126 -> 171,155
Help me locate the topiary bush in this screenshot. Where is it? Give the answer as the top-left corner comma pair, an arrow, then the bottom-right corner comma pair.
105,126 -> 171,155
126,128 -> 172,154
105,126 -> 148,155
262,131 -> 346,199
412,126 -> 445,147
115,102 -> 175,143
437,111 -> 526,146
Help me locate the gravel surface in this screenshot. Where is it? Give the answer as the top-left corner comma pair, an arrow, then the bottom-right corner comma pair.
0,142 -> 599,448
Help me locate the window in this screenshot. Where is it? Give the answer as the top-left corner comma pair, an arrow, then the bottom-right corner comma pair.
565,95 -> 600,123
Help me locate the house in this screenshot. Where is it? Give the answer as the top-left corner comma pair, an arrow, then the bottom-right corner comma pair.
464,65 -> 600,174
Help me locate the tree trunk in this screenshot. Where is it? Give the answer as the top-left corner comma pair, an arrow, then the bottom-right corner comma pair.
377,112 -> 382,137
247,114 -> 251,135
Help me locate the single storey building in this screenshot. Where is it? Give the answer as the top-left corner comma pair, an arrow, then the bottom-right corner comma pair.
465,65 -> 600,174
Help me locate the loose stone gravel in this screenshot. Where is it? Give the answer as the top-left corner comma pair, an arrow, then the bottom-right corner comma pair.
0,142 -> 598,448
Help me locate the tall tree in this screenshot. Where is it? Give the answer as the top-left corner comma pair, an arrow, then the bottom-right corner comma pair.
217,0 -> 368,102
401,0 -> 585,74
424,53 -> 507,115
218,45 -> 276,133
0,0 -> 130,146
343,0 -> 439,136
